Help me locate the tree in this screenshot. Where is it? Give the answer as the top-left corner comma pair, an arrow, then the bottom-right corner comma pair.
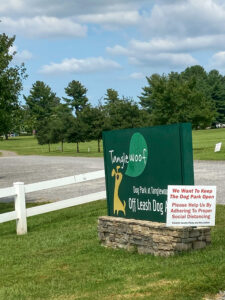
104,88 -> 120,104
0,33 -> 27,138
48,104 -> 73,152
80,104 -> 106,152
139,69 -> 217,128
25,81 -> 63,149
66,116 -> 89,153
64,80 -> 88,115
181,65 -> 208,82
21,105 -> 36,135
36,119 -> 52,152
104,90 -> 149,130
24,81 -> 60,127
207,70 -> 225,123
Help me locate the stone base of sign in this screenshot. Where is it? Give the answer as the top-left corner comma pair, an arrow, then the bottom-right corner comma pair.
98,216 -> 211,257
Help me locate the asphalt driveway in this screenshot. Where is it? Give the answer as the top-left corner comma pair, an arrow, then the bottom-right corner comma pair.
0,156 -> 105,203
0,155 -> 224,204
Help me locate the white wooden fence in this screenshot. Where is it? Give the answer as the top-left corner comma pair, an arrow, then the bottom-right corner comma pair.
0,170 -> 106,235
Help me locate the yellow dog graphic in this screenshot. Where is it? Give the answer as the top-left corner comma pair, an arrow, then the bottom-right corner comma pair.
111,166 -> 126,215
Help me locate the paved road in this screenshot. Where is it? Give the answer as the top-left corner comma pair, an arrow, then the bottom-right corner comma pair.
194,160 -> 225,205
0,156 -> 224,204
0,156 -> 105,203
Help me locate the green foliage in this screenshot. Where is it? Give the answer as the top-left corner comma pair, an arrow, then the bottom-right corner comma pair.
104,88 -> 120,103
36,119 -> 52,151
207,70 -> 225,123
48,104 -> 73,150
0,33 -> 27,137
80,104 -> 106,152
36,104 -> 73,152
66,116 -> 89,153
64,80 -> 88,115
139,67 -> 217,128
24,81 -> 60,124
24,81 -> 63,149
105,95 -> 150,130
18,105 -> 36,134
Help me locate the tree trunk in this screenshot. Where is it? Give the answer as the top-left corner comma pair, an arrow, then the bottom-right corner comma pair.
61,140 -> 64,152
5,134 -> 8,140
98,139 -> 101,153
48,142 -> 50,152
76,142 -> 79,153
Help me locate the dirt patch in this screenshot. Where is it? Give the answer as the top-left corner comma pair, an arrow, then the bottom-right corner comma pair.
0,150 -> 18,157
204,291 -> 225,300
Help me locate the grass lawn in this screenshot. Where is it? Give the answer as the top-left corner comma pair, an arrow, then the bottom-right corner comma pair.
192,128 -> 225,160
0,128 -> 225,160
0,200 -> 224,300
0,136 -> 103,157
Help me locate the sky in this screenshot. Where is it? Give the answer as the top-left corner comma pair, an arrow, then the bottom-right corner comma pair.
2,0 -> 225,106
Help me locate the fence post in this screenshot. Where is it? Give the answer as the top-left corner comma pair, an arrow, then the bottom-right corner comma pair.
14,182 -> 27,235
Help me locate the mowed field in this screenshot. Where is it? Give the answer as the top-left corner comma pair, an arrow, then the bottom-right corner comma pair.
193,128 -> 225,160
0,136 -> 103,157
0,128 -> 225,160
0,201 -> 224,300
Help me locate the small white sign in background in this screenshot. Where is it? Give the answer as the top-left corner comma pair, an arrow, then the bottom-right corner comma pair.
215,142 -> 222,152
166,185 -> 216,227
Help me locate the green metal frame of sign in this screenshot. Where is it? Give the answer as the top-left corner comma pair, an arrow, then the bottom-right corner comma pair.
102,123 -> 194,223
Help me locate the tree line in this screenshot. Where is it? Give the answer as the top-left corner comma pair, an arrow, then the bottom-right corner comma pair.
1,33 -> 225,152
23,81 -> 150,152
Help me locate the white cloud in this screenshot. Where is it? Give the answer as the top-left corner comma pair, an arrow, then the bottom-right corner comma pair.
0,0 -> 24,15
39,57 -> 121,75
106,45 -> 130,56
210,51 -> 225,69
77,11 -> 140,27
9,45 -> 32,63
1,16 -> 87,38
2,0 -> 225,38
144,0 -> 225,37
129,53 -> 197,68
0,0 -> 145,34
107,37 -> 200,69
129,72 -> 145,79
15,49 -> 33,62
0,0 -> 143,18
129,35 -> 225,54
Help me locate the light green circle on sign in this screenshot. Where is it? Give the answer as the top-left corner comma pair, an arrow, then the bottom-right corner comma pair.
125,132 -> 148,177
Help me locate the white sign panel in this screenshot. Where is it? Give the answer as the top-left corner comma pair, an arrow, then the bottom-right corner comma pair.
215,142 -> 222,152
166,185 -> 216,227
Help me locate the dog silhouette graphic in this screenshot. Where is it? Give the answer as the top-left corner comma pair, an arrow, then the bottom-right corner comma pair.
111,166 -> 126,215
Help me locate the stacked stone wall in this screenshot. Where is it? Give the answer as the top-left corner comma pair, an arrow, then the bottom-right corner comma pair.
98,216 -> 211,256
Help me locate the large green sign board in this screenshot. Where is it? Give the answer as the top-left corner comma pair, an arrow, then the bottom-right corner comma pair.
103,123 -> 194,223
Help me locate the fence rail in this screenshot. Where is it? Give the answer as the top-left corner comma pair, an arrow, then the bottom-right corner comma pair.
0,170 -> 106,235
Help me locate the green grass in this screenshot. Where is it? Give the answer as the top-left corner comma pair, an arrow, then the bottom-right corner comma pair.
0,127 -> 225,160
192,128 -> 225,160
0,136 -> 103,157
0,201 -> 224,300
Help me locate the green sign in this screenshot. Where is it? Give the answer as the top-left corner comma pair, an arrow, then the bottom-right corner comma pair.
103,123 -> 194,223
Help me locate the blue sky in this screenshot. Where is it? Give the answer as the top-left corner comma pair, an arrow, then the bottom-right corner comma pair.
2,0 -> 225,106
